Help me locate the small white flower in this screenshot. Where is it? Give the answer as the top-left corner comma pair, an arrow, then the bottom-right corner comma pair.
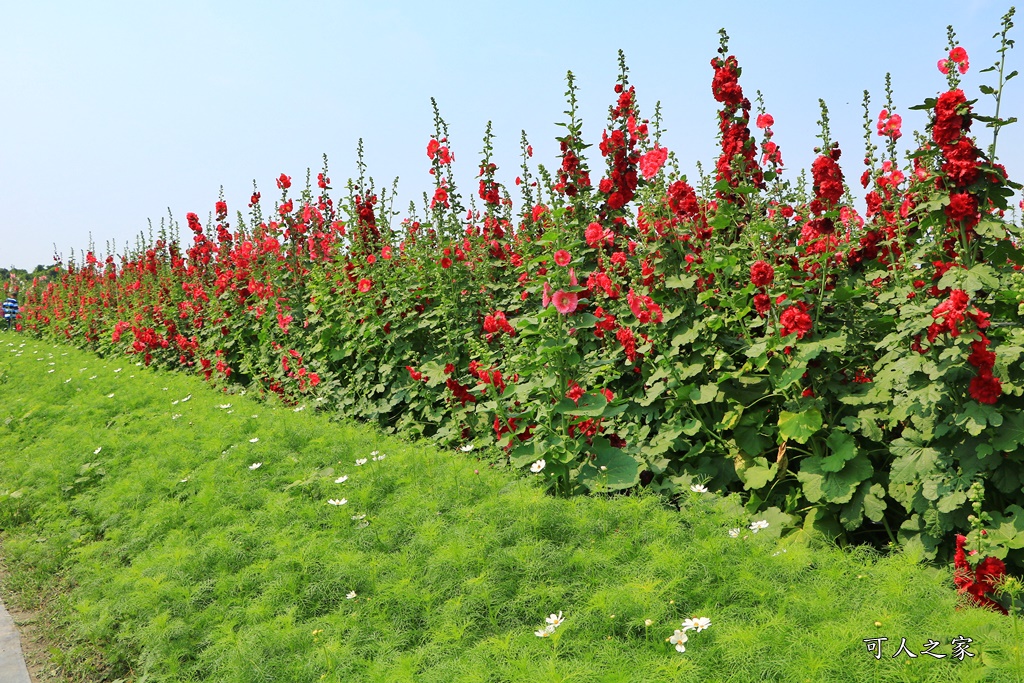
181,394 -> 191,402
162,387 -> 168,391
460,444 -> 474,452
179,477 -> 189,483
772,548 -> 788,557
728,528 -> 741,538
600,465 -> 608,471
530,459 -> 546,473
250,414 -> 257,419
690,483 -> 708,493
218,403 -> 232,409
89,375 -> 97,380
249,462 -> 262,470
535,628 -> 551,638
94,447 -> 102,455
346,590 -> 357,599
351,514 -> 366,520
249,438 -> 259,443
669,629 -> 688,653
293,405 -> 306,412
172,413 -> 182,420
107,393 -> 115,398
355,458 -> 367,466
370,450 -> 379,457
64,378 -> 71,383
114,368 -> 121,373
335,475 -> 348,484
356,521 -> 370,529
645,619 -> 653,627
172,400 -> 179,405
682,617 -> 711,632
328,498 -> 348,506
545,611 -> 564,628
47,369 -> 54,373
749,519 -> 769,533
372,454 -> 386,462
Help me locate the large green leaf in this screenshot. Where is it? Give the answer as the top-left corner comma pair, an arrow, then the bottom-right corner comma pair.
578,438 -> 640,492
797,452 -> 873,504
777,408 -> 822,444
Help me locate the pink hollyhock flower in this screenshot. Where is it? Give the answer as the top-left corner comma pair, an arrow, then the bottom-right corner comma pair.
755,113 -> 774,129
554,249 -> 571,266
542,281 -> 552,308
938,59 -> 951,75
638,146 -> 669,180
357,278 -> 372,293
551,289 -> 579,315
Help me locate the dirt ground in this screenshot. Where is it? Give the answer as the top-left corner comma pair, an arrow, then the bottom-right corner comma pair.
0,560 -> 66,682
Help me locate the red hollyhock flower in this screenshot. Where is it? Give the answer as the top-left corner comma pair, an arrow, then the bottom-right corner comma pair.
945,193 -> 978,224
753,293 -> 771,316
554,249 -> 572,267
381,245 -> 393,260
755,113 -> 774,129
953,534 -> 1008,613
666,180 -> 699,218
552,289 -> 579,315
750,260 -> 774,287
638,146 -> 668,180
779,304 -> 812,339
357,278 -> 372,293
406,365 -> 423,381
969,371 -> 1002,404
276,173 -> 291,190
566,381 -> 585,405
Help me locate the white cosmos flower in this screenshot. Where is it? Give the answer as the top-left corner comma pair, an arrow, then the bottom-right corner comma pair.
89,375 -> 97,380
293,405 -> 306,412
47,369 -> 54,373
749,519 -> 769,533
328,498 -> 348,506
372,454 -> 386,462
335,475 -> 348,484
460,444 -> 475,452
690,483 -> 708,493
94,447 -> 102,455
107,393 -> 115,398
114,368 -> 121,372
355,458 -> 367,466
351,514 -> 366,520
218,404 -> 232,409
728,528 -> 741,538
669,629 -> 688,652
370,450 -> 379,457
545,611 -> 564,628
181,394 -> 191,402
346,590 -> 357,599
682,617 -> 711,632
172,414 -> 182,420
535,628 -> 551,638
249,438 -> 259,443
249,462 -> 262,470
530,459 -> 546,473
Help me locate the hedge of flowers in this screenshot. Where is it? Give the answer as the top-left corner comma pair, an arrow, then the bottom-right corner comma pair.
13,18 -> 1024,599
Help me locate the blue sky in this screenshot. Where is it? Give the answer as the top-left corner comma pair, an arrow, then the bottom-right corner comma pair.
1,0 -> 1020,269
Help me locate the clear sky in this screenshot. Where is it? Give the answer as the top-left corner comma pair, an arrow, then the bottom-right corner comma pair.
1,0 -> 1020,269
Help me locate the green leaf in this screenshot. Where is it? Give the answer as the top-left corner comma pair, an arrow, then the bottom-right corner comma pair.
888,440 -> 940,485
820,430 -> 857,473
992,412 -> 1024,453
777,408 -> 822,444
797,452 -> 873,504
578,438 -> 640,492
553,392 -> 608,417
734,455 -> 777,490
690,383 -> 718,404
665,275 -> 697,290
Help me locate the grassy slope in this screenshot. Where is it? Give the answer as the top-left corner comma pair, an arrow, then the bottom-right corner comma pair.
0,335 -> 1022,682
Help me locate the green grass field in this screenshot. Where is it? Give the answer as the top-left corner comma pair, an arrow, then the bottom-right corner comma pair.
1,335 -> 1022,682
